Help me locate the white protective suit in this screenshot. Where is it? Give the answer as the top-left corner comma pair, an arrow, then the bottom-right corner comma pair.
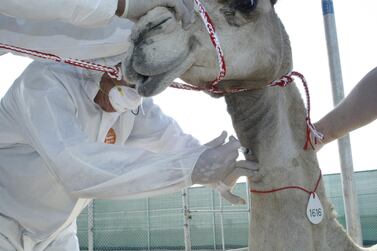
0,0 -> 119,27
0,9 -> 132,59
0,60 -> 206,251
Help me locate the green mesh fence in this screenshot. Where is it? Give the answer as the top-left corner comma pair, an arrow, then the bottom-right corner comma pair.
323,170 -> 377,246
77,170 -> 377,250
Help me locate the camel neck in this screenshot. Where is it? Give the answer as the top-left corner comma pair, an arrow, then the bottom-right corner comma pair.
225,85 -> 306,163
225,84 -> 362,251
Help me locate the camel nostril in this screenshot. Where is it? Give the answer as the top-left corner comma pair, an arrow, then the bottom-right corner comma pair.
132,17 -> 173,47
140,75 -> 149,83
148,17 -> 172,32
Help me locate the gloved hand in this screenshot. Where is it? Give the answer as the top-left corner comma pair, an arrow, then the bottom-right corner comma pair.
192,132 -> 259,204
123,0 -> 195,29
209,160 -> 259,205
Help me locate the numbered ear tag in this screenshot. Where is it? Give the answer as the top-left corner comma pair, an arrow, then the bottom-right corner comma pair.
306,193 -> 324,224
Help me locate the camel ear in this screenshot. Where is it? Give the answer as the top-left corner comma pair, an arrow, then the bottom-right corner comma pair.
271,0 -> 277,5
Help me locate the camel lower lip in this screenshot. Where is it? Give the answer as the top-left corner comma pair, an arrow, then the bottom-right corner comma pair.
137,76 -> 152,96
136,74 -> 169,97
130,54 -> 196,97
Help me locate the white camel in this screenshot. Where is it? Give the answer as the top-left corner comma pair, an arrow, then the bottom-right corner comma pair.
121,1 -> 376,250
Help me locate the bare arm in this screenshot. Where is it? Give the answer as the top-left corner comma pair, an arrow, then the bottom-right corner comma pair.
115,0 -> 126,17
315,67 -> 377,144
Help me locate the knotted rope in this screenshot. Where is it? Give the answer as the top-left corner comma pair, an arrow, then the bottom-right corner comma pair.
0,43 -> 122,80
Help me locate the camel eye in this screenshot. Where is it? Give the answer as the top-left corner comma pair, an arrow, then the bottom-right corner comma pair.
230,0 -> 258,13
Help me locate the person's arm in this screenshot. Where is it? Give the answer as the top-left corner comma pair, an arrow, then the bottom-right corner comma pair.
0,0 -> 193,28
314,67 -> 377,145
0,14 -> 133,60
115,0 -> 126,17
8,63 -> 206,200
126,98 -> 258,205
0,0 -> 120,27
125,98 -> 201,154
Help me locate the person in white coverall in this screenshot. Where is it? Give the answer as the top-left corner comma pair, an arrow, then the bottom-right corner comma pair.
0,0 -> 194,59
0,53 -> 258,251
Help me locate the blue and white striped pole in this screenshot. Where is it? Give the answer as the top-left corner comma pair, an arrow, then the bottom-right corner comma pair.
321,0 -> 363,245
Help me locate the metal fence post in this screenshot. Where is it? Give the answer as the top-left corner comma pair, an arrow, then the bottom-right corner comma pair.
211,189 -> 217,250
146,197 -> 151,251
321,0 -> 363,245
87,200 -> 94,251
182,189 -> 192,251
219,196 -> 225,251
246,182 -> 251,227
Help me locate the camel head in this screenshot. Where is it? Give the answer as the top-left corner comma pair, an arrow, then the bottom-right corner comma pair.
122,0 -> 292,97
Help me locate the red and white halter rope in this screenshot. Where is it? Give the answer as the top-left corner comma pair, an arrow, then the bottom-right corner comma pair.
269,71 -> 324,150
0,43 -> 122,81
169,0 -> 227,94
193,0 -> 226,88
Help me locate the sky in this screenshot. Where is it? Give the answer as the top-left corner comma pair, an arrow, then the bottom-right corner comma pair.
0,0 -> 376,175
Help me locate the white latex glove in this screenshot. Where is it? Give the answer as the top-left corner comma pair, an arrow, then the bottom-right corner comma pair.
211,160 -> 259,205
192,132 -> 259,204
123,0 -> 195,29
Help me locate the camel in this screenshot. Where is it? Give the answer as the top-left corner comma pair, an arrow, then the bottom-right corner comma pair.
121,1 -> 377,250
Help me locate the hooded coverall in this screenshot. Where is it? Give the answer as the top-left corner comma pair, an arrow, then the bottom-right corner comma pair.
0,60 -> 206,251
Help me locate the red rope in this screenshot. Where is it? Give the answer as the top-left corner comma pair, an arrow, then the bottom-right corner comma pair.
0,43 -> 122,80
193,0 -> 227,88
250,170 -> 322,197
269,71 -> 323,150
